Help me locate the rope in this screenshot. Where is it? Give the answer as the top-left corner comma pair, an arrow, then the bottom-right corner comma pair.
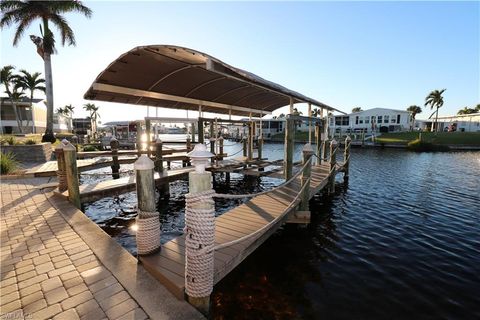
56,170 -> 67,192
225,148 -> 244,158
136,208 -> 160,255
184,190 -> 216,297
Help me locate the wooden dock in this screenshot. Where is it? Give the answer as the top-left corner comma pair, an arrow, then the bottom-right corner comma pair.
139,162 -> 336,299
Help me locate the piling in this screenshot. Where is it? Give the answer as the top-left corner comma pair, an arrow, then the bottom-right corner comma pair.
110,137 -> 120,179
257,136 -> 263,160
187,136 -> 192,152
218,136 -> 224,160
284,117 -> 294,180
242,137 -> 247,157
145,119 -> 152,157
191,123 -> 196,143
247,122 -> 254,161
134,155 -> 161,255
300,144 -> 313,211
185,145 -> 215,316
198,120 -> 204,144
154,139 -> 163,173
63,141 -> 81,209
209,138 -> 216,164
329,139 -> 337,194
315,124 -> 322,165
344,136 -> 351,182
55,142 -> 67,192
322,139 -> 329,164
136,121 -> 143,157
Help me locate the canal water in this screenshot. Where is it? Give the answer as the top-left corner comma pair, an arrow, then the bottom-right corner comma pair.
82,143 -> 480,319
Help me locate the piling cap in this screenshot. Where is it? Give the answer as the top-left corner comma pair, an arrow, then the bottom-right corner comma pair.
331,139 -> 338,145
346,136 -> 352,141
187,144 -> 215,159
219,136 -> 224,140
156,138 -> 162,144
302,143 -> 314,153
61,139 -> 69,146
110,136 -> 118,142
134,154 -> 154,170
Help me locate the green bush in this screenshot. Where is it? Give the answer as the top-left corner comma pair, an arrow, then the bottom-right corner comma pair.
0,152 -> 19,174
82,145 -> 99,152
24,138 -> 38,145
407,139 -> 449,152
5,136 -> 16,145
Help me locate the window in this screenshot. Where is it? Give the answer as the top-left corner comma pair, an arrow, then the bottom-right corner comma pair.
378,116 -> 382,124
335,117 -> 342,126
365,117 -> 370,124
330,118 -> 334,126
397,114 -> 401,123
359,116 -> 364,124
371,116 -> 375,123
384,115 -> 389,123
391,118 -> 396,123
342,116 -> 349,126
355,116 -> 359,125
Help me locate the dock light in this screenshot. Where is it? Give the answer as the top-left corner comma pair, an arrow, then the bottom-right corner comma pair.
187,144 -> 214,174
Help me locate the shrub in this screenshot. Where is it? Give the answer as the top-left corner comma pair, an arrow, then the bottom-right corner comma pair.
24,138 -> 37,145
5,136 -> 16,145
0,152 -> 19,174
83,145 -> 98,152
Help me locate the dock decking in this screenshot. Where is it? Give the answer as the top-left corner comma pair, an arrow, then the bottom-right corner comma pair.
139,163 -> 334,299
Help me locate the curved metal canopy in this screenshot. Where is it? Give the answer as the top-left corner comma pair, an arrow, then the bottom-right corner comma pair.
84,45 -> 342,117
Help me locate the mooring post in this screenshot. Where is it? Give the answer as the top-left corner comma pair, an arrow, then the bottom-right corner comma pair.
329,139 -> 337,194
362,131 -> 365,147
63,141 -> 81,209
154,139 -> 163,173
285,117 -> 294,180
344,136 -> 351,182
185,144 -> 215,316
218,136 -> 224,160
322,139 -> 329,164
55,142 -> 67,193
243,136 -> 247,157
198,120 -> 204,144
134,155 -> 161,255
110,137 -> 120,179
300,144 -> 314,211
315,123 -> 322,165
257,136 -> 263,160
191,123 -> 196,143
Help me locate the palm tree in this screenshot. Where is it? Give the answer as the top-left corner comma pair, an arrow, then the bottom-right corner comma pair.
457,107 -> 476,115
476,104 -> 480,113
352,107 -> 363,113
83,103 -> 100,138
1,1 -> 92,142
1,65 -> 24,133
424,89 -> 446,132
16,69 -> 45,132
406,105 -> 422,130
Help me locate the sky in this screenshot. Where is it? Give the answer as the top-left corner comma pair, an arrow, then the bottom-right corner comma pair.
1,1 -> 479,123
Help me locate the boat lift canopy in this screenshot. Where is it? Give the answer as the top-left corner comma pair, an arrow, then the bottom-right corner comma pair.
84,45 -> 344,117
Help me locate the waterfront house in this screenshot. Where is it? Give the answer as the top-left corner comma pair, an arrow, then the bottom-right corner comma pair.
414,113 -> 480,132
329,108 -> 412,135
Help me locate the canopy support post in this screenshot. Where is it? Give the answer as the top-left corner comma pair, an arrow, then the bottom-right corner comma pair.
285,97 -> 294,180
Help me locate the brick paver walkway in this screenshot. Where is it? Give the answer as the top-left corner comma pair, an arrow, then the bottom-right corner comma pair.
1,178 -> 148,320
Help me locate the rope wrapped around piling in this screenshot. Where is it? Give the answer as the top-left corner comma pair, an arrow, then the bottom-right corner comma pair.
56,170 -> 67,192
136,208 -> 161,255
184,190 -> 216,297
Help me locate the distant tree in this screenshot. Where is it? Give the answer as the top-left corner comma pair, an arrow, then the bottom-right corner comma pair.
1,0 -> 93,142
1,65 -> 24,132
475,104 -> 480,112
457,107 -> 476,115
352,107 -> 362,113
407,105 -> 422,130
16,69 -> 45,131
424,89 -> 446,132
83,103 -> 100,138
278,113 -> 285,119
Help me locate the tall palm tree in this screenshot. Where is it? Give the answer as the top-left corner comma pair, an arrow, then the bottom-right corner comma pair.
83,103 -> 100,138
352,107 -> 363,113
1,1 -> 92,142
424,89 -> 446,132
1,65 -> 24,133
16,69 -> 45,132
406,105 -> 422,130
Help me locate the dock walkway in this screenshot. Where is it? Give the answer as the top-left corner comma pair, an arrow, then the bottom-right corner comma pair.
140,162 -> 334,299
0,177 -> 203,320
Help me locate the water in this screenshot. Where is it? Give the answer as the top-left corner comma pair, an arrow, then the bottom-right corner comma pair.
82,144 -> 480,319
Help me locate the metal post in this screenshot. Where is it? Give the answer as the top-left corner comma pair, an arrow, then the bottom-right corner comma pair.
55,142 -> 67,192
300,144 -> 313,211
344,136 -> 351,182
63,142 -> 81,209
134,155 -> 160,255
110,137 -> 120,179
329,139 -> 337,194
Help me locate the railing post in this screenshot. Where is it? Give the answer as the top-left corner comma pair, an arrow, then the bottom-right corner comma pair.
344,136 -> 351,182
185,145 -> 215,316
154,139 -> 163,173
247,122 -> 253,161
134,155 -> 160,255
329,139 -> 337,194
285,117 -> 294,180
322,139 -> 329,165
55,141 -> 67,193
300,144 -> 313,211
218,136 -> 224,161
242,137 -> 247,157
110,137 -> 120,179
63,141 -> 81,209
315,123 -> 322,165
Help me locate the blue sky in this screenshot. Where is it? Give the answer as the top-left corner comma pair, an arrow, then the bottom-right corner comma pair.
1,1 -> 478,122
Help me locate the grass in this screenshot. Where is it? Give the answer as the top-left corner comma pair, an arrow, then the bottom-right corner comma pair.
0,152 -> 19,174
376,132 -> 480,146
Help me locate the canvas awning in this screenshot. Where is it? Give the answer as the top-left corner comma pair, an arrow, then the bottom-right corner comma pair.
84,45 -> 343,117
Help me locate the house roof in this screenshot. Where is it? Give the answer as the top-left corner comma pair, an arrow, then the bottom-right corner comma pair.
347,107 -> 411,115
0,97 -> 43,105
84,45 -> 344,117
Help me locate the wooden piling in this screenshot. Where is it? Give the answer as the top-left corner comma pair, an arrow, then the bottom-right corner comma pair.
344,136 -> 351,182
63,142 -> 81,209
110,137 -> 120,179
257,136 -> 263,160
154,139 -> 163,173
285,117 -> 294,180
322,139 -> 329,163
315,124 -> 322,165
136,121 -> 143,157
55,142 -> 67,192
243,137 -> 247,157
191,123 -> 196,143
329,139 -> 337,194
218,136 -> 224,160
300,144 -> 313,211
71,135 -> 78,152
198,120 -> 204,144
210,138 -> 216,164
145,119 -> 152,157
248,122 -> 254,161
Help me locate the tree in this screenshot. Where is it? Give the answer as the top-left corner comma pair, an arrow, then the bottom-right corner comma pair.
424,89 -> 446,132
83,103 -> 100,138
1,1 -> 93,142
16,69 -> 45,132
406,105 -> 422,130
457,107 -> 476,115
352,107 -> 363,113
476,104 -> 480,112
1,65 -> 24,133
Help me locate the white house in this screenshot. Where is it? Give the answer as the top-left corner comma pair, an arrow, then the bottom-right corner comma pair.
414,113 -> 480,132
329,108 -> 412,135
